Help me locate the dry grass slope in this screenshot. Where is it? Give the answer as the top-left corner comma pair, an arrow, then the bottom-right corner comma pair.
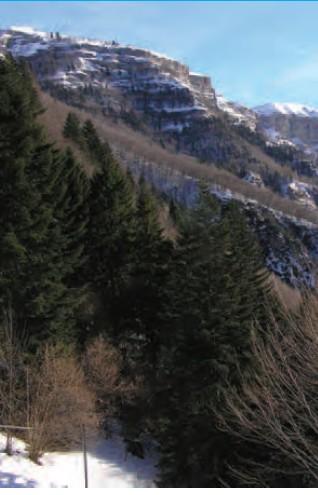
37,89 -> 318,225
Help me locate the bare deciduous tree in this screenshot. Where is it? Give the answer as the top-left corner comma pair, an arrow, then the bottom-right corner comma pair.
216,295 -> 318,486
28,345 -> 98,462
83,336 -> 136,418
0,302 -> 26,455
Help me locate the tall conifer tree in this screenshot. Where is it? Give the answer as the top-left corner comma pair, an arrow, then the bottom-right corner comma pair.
85,137 -> 136,333
155,187 -> 272,487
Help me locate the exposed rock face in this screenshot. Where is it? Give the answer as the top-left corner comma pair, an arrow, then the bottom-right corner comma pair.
285,181 -> 318,210
217,98 -> 318,162
0,27 -> 218,135
254,103 -> 318,156
216,94 -> 257,130
0,27 -> 255,169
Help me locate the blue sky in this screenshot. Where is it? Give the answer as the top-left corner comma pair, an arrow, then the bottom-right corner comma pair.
1,1 -> 318,108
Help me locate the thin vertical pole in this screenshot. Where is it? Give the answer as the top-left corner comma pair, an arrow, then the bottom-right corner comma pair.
6,302 -> 13,455
26,367 -> 30,443
82,424 -> 88,488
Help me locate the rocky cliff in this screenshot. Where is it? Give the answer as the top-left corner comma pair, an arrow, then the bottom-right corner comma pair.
0,27 -> 218,132
0,27 -> 261,169
254,103 -> 318,157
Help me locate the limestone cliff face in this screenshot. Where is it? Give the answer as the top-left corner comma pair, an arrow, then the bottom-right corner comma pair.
217,98 -> 318,161
254,104 -> 318,155
259,114 -> 318,152
4,28 -> 302,171
0,28 -> 218,135
1,28 -> 254,168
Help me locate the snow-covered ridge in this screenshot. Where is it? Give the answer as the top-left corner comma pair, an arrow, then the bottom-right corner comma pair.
254,102 -> 318,118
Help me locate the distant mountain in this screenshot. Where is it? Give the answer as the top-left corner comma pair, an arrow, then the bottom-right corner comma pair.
252,102 -> 318,157
254,102 -> 318,118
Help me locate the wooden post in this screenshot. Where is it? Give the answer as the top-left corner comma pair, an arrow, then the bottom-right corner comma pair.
81,424 -> 88,488
26,367 -> 31,444
6,302 -> 14,456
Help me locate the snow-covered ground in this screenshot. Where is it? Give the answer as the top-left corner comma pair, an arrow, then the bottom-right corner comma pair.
0,433 -> 157,488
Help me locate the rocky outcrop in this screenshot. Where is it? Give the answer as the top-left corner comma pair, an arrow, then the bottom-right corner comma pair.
0,27 -> 255,169
216,94 -> 257,130
0,28 -> 218,134
254,103 -> 318,156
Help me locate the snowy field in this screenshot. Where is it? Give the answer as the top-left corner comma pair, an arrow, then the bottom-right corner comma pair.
0,432 -> 157,488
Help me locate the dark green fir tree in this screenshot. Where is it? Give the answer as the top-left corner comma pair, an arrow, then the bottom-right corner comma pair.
155,186 -> 272,487
63,112 -> 81,141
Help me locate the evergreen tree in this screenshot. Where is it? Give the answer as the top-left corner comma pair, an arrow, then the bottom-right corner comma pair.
125,178 -> 173,371
118,179 -> 174,453
82,119 -> 112,163
85,144 -> 136,334
155,187 -> 272,487
44,147 -> 90,342
60,148 -> 90,281
0,57 -> 88,349
63,112 -> 81,141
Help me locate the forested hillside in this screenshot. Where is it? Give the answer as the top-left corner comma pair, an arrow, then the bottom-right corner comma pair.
1,56 -> 318,488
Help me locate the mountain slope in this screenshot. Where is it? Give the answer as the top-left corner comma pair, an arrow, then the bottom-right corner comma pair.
3,27 -> 318,170
0,27 -> 293,173
38,89 -> 318,289
3,26 -> 318,287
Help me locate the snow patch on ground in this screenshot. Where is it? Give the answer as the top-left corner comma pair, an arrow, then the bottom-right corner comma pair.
0,433 -> 156,488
